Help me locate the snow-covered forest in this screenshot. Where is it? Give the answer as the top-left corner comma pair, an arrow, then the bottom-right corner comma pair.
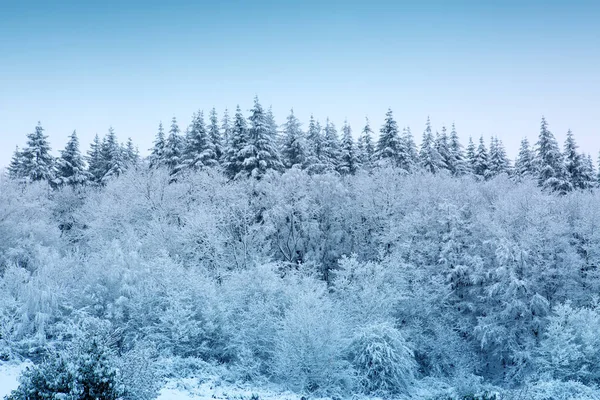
2,98 -> 600,399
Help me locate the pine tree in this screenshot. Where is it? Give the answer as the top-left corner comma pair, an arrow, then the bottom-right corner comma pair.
100,127 -> 125,182
221,108 -> 232,147
7,146 -> 25,180
305,115 -> 325,173
356,117 -> 375,169
473,136 -> 490,178
435,126 -> 452,172
149,122 -> 166,168
449,123 -> 469,175
20,122 -> 54,182
580,153 -> 596,190
403,126 -> 419,171
86,134 -> 104,183
321,118 -> 341,172
535,117 -> 571,193
237,97 -> 283,179
563,129 -> 585,189
54,130 -> 91,186
184,111 -> 218,170
488,136 -> 510,177
338,120 -> 359,175
224,105 -> 248,180
281,108 -> 306,169
376,108 -> 403,169
209,108 -> 223,162
419,117 -> 443,174
163,117 -> 185,175
124,137 -> 139,166
514,138 -> 535,179
466,136 -> 476,173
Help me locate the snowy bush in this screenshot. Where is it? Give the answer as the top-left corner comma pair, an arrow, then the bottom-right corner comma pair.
117,343 -> 163,400
349,322 -> 417,395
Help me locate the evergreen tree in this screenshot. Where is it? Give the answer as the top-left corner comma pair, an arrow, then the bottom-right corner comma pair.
100,127 -> 125,182
488,136 -> 510,177
563,129 -> 585,189
221,108 -> 232,147
124,137 -> 139,166
419,117 -> 443,173
321,118 -> 341,172
535,117 -> 571,193
514,137 -> 535,179
435,126 -> 452,172
466,136 -> 476,172
338,120 -> 359,175
54,130 -> 91,186
473,136 -> 490,178
163,117 -> 185,175
305,116 -> 326,173
237,97 -> 283,179
184,111 -> 218,170
209,107 -> 223,162
224,105 -> 248,179
356,117 -> 375,169
376,109 -> 403,168
7,146 -> 25,180
86,134 -> 104,183
449,123 -> 469,175
20,122 -> 54,182
281,108 -> 306,169
580,153 -> 596,190
149,122 -> 166,168
403,126 -> 419,171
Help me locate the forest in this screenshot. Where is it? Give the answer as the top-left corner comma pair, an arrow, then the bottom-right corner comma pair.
2,97 -> 600,399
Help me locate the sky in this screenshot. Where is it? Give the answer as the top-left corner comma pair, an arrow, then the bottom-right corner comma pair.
1,0 -> 599,167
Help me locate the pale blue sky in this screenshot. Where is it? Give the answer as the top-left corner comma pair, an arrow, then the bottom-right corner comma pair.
1,0 -> 599,166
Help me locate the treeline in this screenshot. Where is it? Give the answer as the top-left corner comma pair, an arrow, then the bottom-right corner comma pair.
6,96 -> 598,192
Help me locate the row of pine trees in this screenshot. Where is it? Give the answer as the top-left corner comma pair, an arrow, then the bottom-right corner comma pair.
6,96 -> 599,193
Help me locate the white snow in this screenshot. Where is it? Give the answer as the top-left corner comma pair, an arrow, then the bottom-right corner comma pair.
0,362 -> 30,398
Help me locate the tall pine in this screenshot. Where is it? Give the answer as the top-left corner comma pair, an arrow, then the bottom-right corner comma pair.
54,130 -> 91,186
20,122 -> 54,182
338,120 -> 359,175
281,108 -> 306,169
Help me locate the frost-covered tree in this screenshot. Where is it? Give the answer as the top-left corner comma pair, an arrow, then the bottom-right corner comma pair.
580,153 -> 596,190
465,136 -> 476,172
376,109 -> 403,169
124,137 -> 139,166
473,136 -> 490,178
281,108 -> 306,169
20,122 -> 54,182
223,105 -> 248,179
184,111 -> 218,170
563,129 -> 585,190
419,117 -> 443,173
100,127 -> 126,181
237,96 -> 283,179
54,130 -> 91,186
305,115 -> 326,173
163,117 -> 185,175
7,146 -> 25,180
449,123 -> 469,175
514,137 -> 535,179
535,117 -> 571,193
321,118 -> 341,172
403,127 -> 419,171
488,136 -> 510,177
86,134 -> 104,183
356,117 -> 375,169
221,108 -> 231,147
149,122 -> 166,168
338,120 -> 359,175
435,127 -> 452,172
209,107 -> 223,162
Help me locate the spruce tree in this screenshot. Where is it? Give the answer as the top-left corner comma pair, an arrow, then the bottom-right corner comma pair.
163,117 -> 185,175
149,122 -> 166,168
20,122 -> 54,182
221,108 -> 232,147
100,127 -> 125,182
376,108 -> 403,168
54,130 -> 91,186
466,136 -> 476,172
580,153 -> 596,190
184,111 -> 218,170
535,117 -> 571,193
237,97 -> 283,179
435,126 -> 452,172
87,134 -> 104,183
209,107 -> 223,162
514,137 -> 535,179
224,105 -> 248,180
281,108 -> 306,169
488,136 -> 510,177
321,118 -> 341,172
403,126 -> 419,171
473,136 -> 490,179
419,117 -> 443,174
449,123 -> 469,175
305,115 -> 325,173
356,117 -> 375,169
563,129 -> 585,189
338,120 -> 359,175
124,137 -> 139,166
7,146 -> 25,180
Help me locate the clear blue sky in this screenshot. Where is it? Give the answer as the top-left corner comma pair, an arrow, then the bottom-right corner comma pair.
1,0 -> 599,166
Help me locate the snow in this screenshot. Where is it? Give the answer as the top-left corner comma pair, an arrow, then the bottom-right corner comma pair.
0,362 -> 30,398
